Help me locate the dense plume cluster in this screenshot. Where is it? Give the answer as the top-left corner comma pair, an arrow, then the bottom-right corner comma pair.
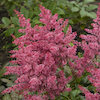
2,3 -> 100,100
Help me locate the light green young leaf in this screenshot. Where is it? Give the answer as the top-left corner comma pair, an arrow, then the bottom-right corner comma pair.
27,0 -> 33,5
11,17 -> 19,26
71,7 -> 79,12
87,12 -> 96,19
53,7 -> 65,15
10,91 -> 19,100
76,0 -> 80,2
2,17 -> 10,27
78,2 -> 83,6
66,1 -> 74,8
1,78 -> 13,84
80,8 -> 88,18
84,0 -> 94,4
71,89 -> 81,97
86,4 -> 98,11
1,78 -> 15,87
64,65 -> 71,74
2,94 -> 11,100
0,86 -> 5,93
70,1 -> 77,4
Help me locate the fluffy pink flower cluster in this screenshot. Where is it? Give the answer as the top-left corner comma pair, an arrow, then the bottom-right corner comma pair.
77,3 -> 100,100
1,5 -> 77,100
78,85 -> 100,100
2,3 -> 100,100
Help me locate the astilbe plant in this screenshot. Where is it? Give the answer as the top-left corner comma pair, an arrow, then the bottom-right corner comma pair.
1,5 -> 77,100
78,3 -> 100,100
2,3 -> 100,100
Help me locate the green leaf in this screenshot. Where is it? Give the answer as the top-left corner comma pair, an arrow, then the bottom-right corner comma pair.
68,20 -> 74,24
62,91 -> 69,97
76,0 -> 80,2
11,17 -> 19,26
33,6 -> 40,15
32,20 -> 41,25
53,7 -> 65,15
71,89 -> 81,97
20,7 -> 29,18
80,8 -> 87,18
2,17 -> 10,27
49,2 -> 57,13
84,0 -> 94,4
86,4 -> 98,11
2,94 -> 11,100
87,12 -> 96,19
10,91 -> 19,100
8,4 -> 16,16
0,62 -> 10,78
15,27 -> 23,38
1,78 -> 13,83
71,7 -> 79,12
0,86 -> 5,92
5,27 -> 15,37
78,2 -> 83,6
27,0 -> 33,5
66,1 -> 74,8
28,11 -> 34,19
1,78 -> 15,87
64,65 -> 71,74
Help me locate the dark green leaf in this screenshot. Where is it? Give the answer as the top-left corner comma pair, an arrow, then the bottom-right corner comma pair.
5,27 -> 15,37
0,24 -> 4,28
20,7 -> 29,18
49,2 -> 57,13
8,4 -> 16,16
28,11 -> 34,19
33,6 -> 40,15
